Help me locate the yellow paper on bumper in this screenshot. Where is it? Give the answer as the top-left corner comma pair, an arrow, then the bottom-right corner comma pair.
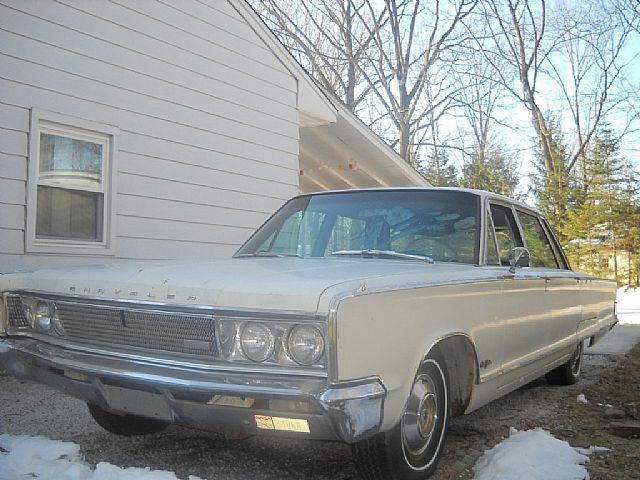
254,415 -> 310,433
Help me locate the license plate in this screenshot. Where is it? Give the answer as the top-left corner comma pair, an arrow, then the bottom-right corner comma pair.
102,385 -> 173,421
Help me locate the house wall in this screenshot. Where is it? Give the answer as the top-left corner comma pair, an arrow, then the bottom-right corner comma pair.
0,0 -> 300,273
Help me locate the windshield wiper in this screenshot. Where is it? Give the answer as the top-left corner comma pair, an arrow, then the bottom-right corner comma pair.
328,249 -> 434,263
235,251 -> 302,258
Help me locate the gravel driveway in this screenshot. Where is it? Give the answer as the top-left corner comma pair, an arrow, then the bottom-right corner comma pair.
2,328 -> 639,480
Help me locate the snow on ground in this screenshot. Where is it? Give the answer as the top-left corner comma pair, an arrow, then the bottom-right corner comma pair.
473,428 -> 607,480
2,430 -> 609,480
576,393 -> 588,404
617,287 -> 640,325
0,435 -> 204,480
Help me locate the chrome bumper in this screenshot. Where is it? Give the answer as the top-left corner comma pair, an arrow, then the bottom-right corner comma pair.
0,338 -> 386,443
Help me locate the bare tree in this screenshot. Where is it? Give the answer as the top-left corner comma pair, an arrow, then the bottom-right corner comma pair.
547,0 -> 639,176
355,0 -> 477,165
254,0 -> 477,166
253,0 -> 382,112
471,0 -> 639,181
475,0 -> 562,179
455,43 -> 508,163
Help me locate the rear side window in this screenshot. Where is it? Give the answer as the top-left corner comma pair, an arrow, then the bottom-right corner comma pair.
489,204 -> 523,266
516,211 -> 560,269
541,218 -> 570,270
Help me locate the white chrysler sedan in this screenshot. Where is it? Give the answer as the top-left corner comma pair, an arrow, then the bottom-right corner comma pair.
0,188 -> 617,480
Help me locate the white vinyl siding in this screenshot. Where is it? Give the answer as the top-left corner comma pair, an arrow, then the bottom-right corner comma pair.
0,0 -> 300,273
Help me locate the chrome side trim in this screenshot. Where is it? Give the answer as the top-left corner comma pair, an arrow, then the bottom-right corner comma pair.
354,276 -> 504,297
481,336 -> 578,383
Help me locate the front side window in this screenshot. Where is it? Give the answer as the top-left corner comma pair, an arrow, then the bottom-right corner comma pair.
238,190 -> 480,264
27,111 -> 118,254
489,204 -> 523,266
516,210 -> 560,269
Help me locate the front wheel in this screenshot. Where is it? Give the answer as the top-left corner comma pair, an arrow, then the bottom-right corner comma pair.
545,341 -> 583,386
352,357 -> 450,480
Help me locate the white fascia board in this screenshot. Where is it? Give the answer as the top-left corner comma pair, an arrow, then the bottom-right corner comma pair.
231,0 -> 337,126
332,103 -> 429,187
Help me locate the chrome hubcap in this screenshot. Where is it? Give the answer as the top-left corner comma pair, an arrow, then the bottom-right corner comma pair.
418,394 -> 437,438
402,374 -> 439,456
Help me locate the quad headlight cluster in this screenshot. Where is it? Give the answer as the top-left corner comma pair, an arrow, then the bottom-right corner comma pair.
220,320 -> 326,367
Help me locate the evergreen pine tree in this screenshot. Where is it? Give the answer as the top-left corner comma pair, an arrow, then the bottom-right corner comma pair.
461,145 -> 519,196
421,150 -> 459,187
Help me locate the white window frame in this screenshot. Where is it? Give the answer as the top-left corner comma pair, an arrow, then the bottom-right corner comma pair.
26,109 -> 119,255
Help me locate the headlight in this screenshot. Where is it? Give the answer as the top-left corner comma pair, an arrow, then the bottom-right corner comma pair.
287,324 -> 324,365
240,322 -> 275,362
35,301 -> 52,332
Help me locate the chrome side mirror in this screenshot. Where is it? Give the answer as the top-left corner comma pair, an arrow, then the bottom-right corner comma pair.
509,247 -> 530,273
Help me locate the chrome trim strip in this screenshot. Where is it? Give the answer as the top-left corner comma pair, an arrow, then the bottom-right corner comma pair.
0,295 -> 5,334
351,276 -> 504,297
9,290 -> 320,321
326,288 -> 365,384
1,338 -> 328,396
481,336 -> 578,383
3,334 -> 329,378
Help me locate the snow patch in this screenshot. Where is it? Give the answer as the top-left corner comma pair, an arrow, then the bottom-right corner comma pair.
0,435 -> 204,480
617,288 -> 640,325
576,394 -> 589,404
473,428 -> 607,480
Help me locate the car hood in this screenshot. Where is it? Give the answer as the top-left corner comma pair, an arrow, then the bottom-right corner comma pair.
1,258 -> 484,314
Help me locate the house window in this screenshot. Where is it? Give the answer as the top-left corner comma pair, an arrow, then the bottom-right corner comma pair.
27,110 -> 118,254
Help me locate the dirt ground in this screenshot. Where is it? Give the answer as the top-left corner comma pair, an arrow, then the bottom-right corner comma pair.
432,345 -> 640,480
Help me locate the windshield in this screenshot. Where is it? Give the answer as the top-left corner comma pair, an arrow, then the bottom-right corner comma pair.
236,190 -> 480,264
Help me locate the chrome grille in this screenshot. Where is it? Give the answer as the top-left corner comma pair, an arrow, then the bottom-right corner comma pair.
56,302 -> 217,357
6,295 -> 29,328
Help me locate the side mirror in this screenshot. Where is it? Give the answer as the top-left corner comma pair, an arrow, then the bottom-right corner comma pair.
508,247 -> 530,273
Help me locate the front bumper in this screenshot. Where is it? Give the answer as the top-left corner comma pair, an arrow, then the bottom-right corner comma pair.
0,337 -> 386,443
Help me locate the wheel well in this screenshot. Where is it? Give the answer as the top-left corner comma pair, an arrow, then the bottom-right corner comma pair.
430,335 -> 477,417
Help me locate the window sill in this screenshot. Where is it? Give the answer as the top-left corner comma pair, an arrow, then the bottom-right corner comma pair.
27,239 -> 116,256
